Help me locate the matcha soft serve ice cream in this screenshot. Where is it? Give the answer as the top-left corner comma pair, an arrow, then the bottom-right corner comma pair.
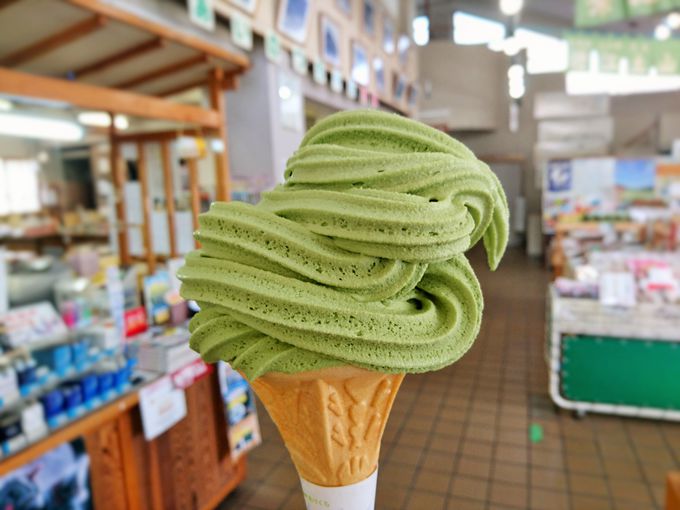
178,110 -> 508,509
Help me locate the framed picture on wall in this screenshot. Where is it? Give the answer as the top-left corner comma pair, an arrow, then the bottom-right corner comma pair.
351,41 -> 370,86
382,15 -> 395,54
373,57 -> 385,93
320,15 -> 341,68
336,0 -> 351,17
398,34 -> 410,66
228,0 -> 257,14
363,0 -> 375,37
277,0 -> 310,43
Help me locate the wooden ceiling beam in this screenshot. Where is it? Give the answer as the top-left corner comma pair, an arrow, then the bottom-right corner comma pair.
115,54 -> 208,89
72,37 -> 165,79
65,0 -> 249,70
156,77 -> 208,98
0,67 -> 220,128
0,0 -> 22,11
0,14 -> 106,67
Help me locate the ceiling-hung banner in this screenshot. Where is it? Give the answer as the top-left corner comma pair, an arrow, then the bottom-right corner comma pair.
575,0 -> 680,26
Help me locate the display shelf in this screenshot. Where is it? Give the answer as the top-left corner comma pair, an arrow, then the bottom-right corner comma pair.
0,350 -> 123,413
0,382 -> 144,476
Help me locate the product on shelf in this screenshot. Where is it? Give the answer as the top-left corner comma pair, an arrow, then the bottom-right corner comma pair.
179,110 -> 509,507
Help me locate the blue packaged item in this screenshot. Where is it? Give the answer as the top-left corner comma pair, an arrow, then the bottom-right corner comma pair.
97,372 -> 114,397
71,341 -> 89,370
34,345 -> 72,376
40,390 -> 64,419
16,363 -> 37,387
60,384 -> 83,417
113,366 -> 128,391
78,374 -> 98,402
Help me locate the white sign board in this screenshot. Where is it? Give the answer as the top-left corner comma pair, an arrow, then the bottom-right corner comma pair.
139,376 -> 187,441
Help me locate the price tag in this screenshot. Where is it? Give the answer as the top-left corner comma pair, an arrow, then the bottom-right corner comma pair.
139,376 -> 187,441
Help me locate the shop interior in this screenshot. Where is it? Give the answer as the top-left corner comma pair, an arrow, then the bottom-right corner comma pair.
1,1 -> 680,509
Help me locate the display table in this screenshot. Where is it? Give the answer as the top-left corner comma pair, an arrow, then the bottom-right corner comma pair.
547,286 -> 680,420
0,372 -> 245,510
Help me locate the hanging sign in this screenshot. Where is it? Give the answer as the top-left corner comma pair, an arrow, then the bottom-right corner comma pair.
187,0 -> 215,32
346,79 -> 358,100
292,47 -> 308,75
313,59 -> 327,85
330,69 -> 343,93
265,31 -> 281,63
231,13 -> 253,50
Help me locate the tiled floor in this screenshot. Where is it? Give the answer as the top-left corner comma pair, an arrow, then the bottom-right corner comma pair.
219,249 -> 680,510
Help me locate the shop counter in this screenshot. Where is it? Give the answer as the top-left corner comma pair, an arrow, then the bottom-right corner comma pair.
547,286 -> 680,420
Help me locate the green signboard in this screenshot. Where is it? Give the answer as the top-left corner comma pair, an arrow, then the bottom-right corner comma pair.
575,0 -> 627,27
576,0 -> 680,26
567,32 -> 680,75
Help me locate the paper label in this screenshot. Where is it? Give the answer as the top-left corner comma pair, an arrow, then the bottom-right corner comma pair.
300,468 -> 377,510
139,376 -> 187,441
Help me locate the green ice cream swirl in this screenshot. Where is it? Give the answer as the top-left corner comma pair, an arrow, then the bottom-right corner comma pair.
179,110 -> 509,380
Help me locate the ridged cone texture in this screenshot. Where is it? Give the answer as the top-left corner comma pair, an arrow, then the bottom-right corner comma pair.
250,366 -> 404,487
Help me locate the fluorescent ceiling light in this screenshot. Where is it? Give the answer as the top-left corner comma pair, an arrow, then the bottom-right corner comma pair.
566,71 -> 680,95
667,12 -> 680,29
77,111 -> 129,130
413,16 -> 430,46
453,12 -> 506,46
655,23 -> 672,40
0,99 -> 12,111
500,0 -> 524,16
0,113 -> 84,141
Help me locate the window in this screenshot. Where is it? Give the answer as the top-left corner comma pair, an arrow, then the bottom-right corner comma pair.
453,11 -> 506,46
515,28 -> 568,75
0,159 -> 41,215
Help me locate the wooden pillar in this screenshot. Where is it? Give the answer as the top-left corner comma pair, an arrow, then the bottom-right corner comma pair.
160,140 -> 178,258
110,118 -> 129,265
187,158 -> 201,247
209,68 -> 230,202
136,142 -> 155,272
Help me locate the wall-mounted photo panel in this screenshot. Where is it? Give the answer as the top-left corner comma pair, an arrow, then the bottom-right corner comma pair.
351,41 -> 370,86
320,15 -> 341,68
382,14 -> 395,54
398,34 -> 410,66
227,0 -> 257,14
363,0 -> 376,37
373,57 -> 385,93
277,0 -> 310,43
336,0 -> 351,17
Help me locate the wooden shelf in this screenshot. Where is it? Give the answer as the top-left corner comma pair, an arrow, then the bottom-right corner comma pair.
0,388 -> 141,476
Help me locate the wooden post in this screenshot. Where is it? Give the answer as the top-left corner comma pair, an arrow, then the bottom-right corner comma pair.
160,140 -> 178,258
136,142 -> 155,272
209,68 -> 230,202
110,119 -> 130,265
187,158 -> 201,247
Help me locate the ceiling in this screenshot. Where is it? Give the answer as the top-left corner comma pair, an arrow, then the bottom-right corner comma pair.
419,0 -> 675,37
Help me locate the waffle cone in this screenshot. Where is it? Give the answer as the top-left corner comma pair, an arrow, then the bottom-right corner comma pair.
250,366 -> 404,487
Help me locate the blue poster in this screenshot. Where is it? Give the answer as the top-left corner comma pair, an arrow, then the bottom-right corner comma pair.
547,160 -> 572,192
